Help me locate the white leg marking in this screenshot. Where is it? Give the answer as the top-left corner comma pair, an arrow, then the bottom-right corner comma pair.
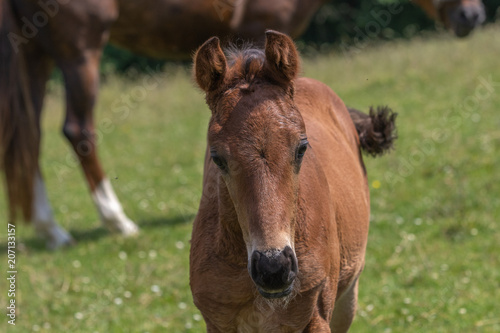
92,178 -> 139,235
33,175 -> 74,250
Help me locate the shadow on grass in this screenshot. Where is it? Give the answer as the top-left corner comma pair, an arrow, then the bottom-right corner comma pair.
139,213 -> 195,230
0,214 -> 195,253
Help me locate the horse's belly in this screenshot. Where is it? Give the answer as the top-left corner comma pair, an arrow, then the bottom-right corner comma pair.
110,0 -> 230,59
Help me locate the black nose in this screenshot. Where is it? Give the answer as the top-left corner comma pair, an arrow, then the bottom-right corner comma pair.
250,246 -> 298,297
457,6 -> 484,27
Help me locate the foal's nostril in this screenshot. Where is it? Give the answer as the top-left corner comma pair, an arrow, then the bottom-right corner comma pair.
282,246 -> 298,282
459,8 -> 467,21
250,251 -> 261,282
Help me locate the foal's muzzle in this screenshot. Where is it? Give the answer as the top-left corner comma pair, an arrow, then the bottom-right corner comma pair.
250,246 -> 298,299
448,3 -> 485,37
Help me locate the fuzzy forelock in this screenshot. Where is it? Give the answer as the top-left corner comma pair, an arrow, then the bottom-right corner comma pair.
225,44 -> 266,87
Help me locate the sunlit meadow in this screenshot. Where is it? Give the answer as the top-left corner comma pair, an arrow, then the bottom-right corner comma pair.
1,24 -> 499,332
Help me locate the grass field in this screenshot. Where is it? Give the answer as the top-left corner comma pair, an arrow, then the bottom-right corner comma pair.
1,24 -> 500,332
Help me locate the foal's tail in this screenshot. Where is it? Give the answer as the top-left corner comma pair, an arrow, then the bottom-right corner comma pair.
348,106 -> 397,157
0,0 -> 38,222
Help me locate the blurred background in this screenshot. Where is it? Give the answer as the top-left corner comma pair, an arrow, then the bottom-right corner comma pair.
100,0 -> 500,74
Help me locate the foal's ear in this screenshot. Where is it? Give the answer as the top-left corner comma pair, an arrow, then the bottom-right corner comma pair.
264,30 -> 300,84
194,37 -> 227,92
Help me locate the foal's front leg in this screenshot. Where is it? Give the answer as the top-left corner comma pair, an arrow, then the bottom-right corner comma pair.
304,314 -> 332,333
330,277 -> 360,333
60,50 -> 138,236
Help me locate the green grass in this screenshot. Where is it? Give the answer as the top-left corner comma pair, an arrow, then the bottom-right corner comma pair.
2,24 -> 500,332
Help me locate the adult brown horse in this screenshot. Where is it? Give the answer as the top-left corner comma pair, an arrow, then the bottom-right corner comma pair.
0,0 -> 328,249
0,0 -> 471,250
414,0 -> 485,37
190,31 -> 396,332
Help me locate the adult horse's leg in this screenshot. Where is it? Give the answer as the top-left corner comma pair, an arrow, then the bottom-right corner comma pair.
1,0 -> 72,248
33,173 -> 75,249
59,49 -> 138,236
27,50 -> 75,249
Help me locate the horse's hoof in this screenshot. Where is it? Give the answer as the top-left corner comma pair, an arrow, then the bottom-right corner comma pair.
117,219 -> 140,237
45,227 -> 76,250
102,213 -> 140,236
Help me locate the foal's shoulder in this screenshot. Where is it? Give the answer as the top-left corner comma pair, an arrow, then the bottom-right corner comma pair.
294,77 -> 341,103
294,77 -> 346,114
295,77 -> 331,93
294,77 -> 356,139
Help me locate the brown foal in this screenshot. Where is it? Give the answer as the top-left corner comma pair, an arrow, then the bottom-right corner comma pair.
190,31 -> 396,332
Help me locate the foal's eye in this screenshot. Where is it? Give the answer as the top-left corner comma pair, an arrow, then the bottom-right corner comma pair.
296,140 -> 309,162
212,156 -> 225,169
210,151 -> 227,171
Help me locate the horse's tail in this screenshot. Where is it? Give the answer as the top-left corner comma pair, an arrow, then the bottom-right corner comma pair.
348,106 -> 397,157
1,0 -> 39,223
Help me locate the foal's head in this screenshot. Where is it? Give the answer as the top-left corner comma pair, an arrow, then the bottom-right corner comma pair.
414,0 -> 485,37
194,31 -> 306,299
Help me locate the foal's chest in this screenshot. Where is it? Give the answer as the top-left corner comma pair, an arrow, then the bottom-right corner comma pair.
230,302 -> 312,333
